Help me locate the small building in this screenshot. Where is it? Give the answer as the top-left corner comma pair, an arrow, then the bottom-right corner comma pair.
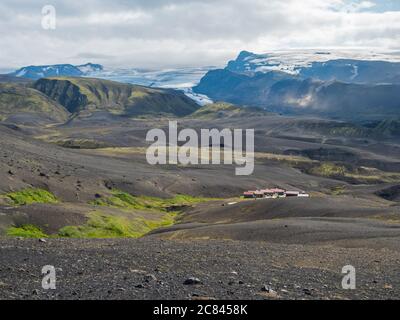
285,191 -> 300,197
271,188 -> 286,197
243,191 -> 255,199
243,187 -> 309,200
254,191 -> 264,198
261,189 -> 277,198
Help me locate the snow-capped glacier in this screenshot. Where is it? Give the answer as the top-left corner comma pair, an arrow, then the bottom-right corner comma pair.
227,49 -> 400,76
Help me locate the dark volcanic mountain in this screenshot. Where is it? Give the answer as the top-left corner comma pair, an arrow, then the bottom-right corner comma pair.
194,51 -> 400,121
194,69 -> 295,107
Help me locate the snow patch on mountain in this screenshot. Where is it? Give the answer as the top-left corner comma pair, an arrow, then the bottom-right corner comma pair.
76,63 -> 103,74
227,49 -> 400,75
10,63 -> 104,79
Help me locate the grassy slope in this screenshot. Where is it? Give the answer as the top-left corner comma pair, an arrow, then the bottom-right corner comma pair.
3,188 -> 216,239
190,102 -> 266,119
58,191 -> 216,238
1,188 -> 58,206
58,211 -> 177,238
0,83 -> 69,122
307,162 -> 400,184
7,225 -> 48,238
90,190 -> 211,211
34,77 -> 200,117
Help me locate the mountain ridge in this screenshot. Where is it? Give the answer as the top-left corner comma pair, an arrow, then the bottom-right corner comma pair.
10,63 -> 104,80
33,77 -> 200,117
0,76 -> 202,125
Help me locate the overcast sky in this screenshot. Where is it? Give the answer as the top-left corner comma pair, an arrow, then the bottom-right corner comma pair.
1,0 -> 400,70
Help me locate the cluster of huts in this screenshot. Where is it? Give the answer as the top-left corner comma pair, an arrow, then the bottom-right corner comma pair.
243,188 -> 310,199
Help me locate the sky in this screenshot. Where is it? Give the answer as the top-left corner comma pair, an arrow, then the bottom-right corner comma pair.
0,0 -> 400,71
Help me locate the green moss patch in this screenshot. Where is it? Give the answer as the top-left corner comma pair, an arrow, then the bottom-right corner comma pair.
6,224 -> 48,238
308,162 -> 400,184
59,192 -> 216,238
91,190 -> 214,212
58,211 -> 176,238
5,188 -> 58,206
309,162 -> 347,177
330,185 -> 347,196
56,139 -> 109,149
4,190 -> 216,239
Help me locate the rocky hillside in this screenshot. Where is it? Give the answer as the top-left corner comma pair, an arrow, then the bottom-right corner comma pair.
370,119 -> 400,138
33,77 -> 200,117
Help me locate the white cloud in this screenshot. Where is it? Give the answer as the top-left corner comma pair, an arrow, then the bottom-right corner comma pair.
0,0 -> 399,69
339,0 -> 377,12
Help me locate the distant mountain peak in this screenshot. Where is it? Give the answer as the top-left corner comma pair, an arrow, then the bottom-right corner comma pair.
76,63 -> 103,74
236,50 -> 257,60
10,63 -> 104,80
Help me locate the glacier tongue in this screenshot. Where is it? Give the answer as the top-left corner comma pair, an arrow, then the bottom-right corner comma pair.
85,66 -> 215,105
